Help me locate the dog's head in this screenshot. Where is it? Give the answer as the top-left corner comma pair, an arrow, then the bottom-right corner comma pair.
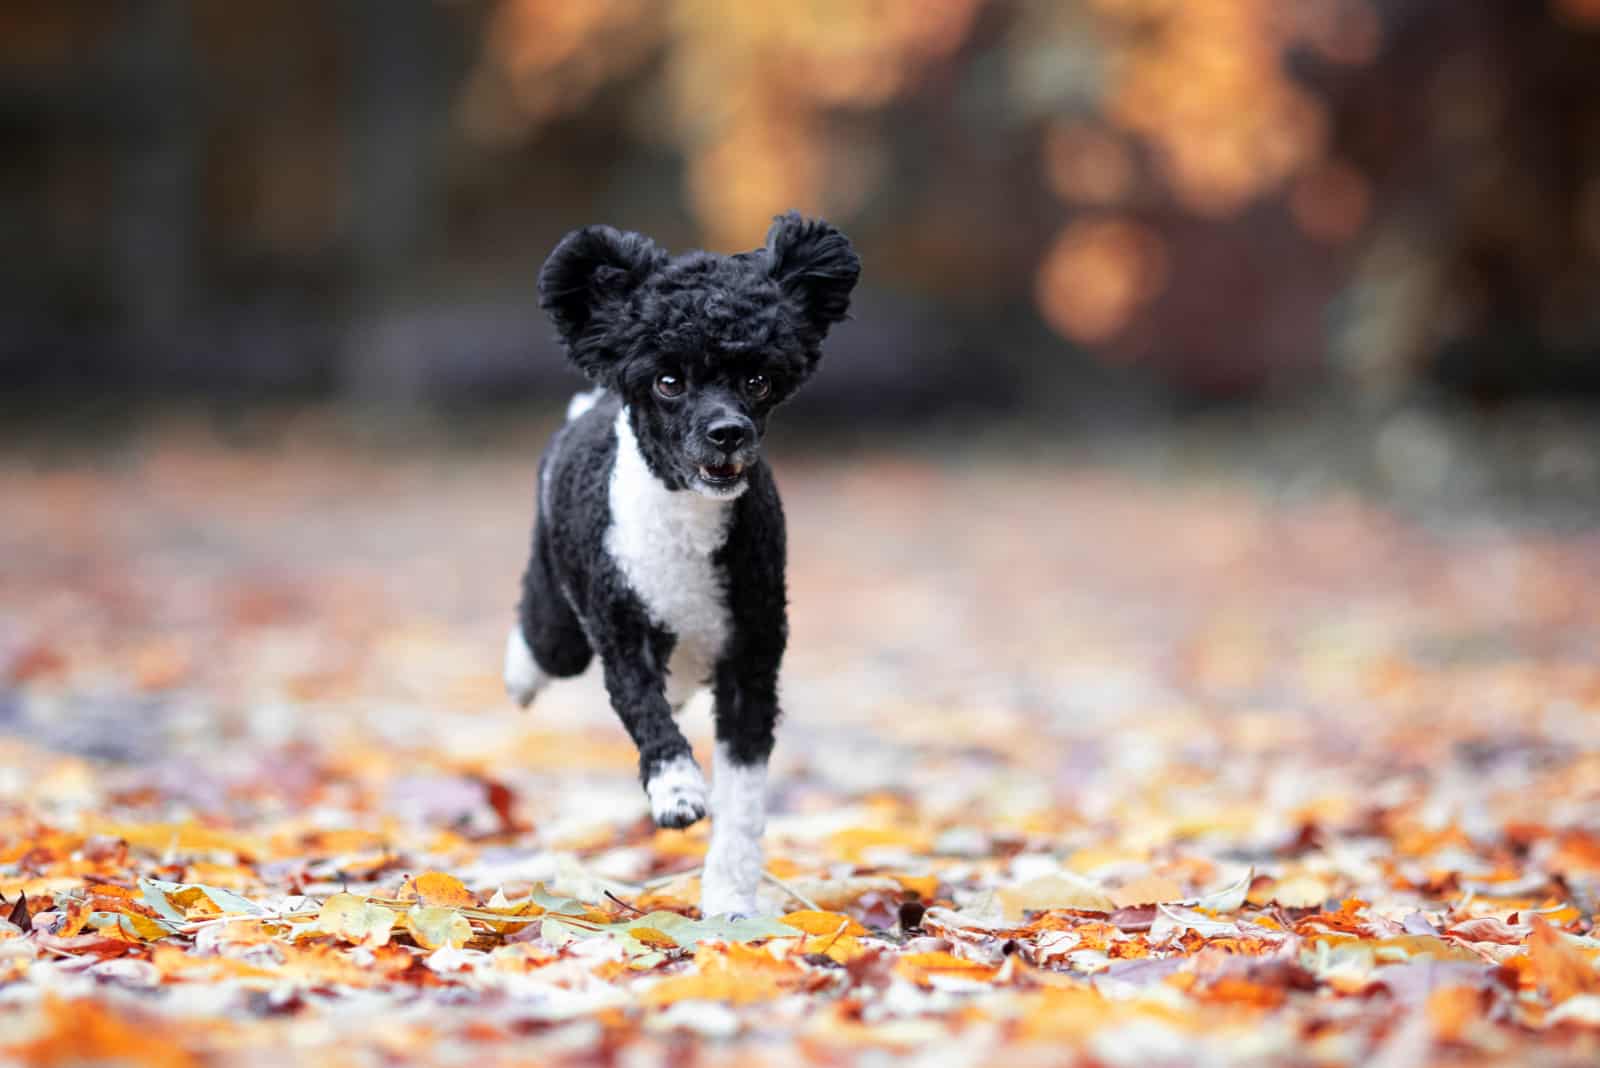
539,212 -> 860,498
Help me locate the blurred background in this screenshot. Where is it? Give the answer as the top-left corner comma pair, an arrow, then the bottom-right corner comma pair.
4,0 -> 1600,464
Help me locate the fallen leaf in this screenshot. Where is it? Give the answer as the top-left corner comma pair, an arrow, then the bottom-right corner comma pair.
894,951 -> 1001,985
998,872 -> 1115,921
1192,867 -> 1255,913
314,893 -> 395,948
406,905 -> 472,950
7,892 -> 31,933
630,926 -> 679,950
1525,918 -> 1600,1004
1263,873 -> 1331,909
642,943 -> 804,1005
399,872 -> 478,908
1111,875 -> 1185,907
780,910 -> 870,937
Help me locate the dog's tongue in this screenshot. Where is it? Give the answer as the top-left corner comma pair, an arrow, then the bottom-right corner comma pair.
700,463 -> 744,480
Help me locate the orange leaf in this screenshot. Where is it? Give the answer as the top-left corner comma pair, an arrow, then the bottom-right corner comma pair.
151,945 -> 280,983
6,996 -> 199,1068
1427,985 -> 1483,1041
51,900 -> 91,939
894,951 -> 1000,986
398,872 -> 477,908
781,911 -> 869,937
1194,976 -> 1285,1010
1526,917 -> 1600,1004
642,943 -> 803,1006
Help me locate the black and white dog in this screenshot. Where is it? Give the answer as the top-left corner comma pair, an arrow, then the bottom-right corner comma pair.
504,213 -> 859,916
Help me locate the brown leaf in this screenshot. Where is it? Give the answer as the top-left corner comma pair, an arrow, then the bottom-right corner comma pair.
8,891 -> 31,933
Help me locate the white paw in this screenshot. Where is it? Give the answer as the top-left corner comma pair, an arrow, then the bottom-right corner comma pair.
699,885 -> 759,919
646,755 -> 708,829
503,626 -> 546,708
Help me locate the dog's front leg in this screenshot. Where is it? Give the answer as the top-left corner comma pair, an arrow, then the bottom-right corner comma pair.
596,625 -> 707,829
702,658 -> 779,917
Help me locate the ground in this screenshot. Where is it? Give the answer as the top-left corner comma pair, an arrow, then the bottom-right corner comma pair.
1,413 -> 1598,1067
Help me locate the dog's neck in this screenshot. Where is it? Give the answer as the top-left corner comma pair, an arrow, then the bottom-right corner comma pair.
610,407 -> 732,558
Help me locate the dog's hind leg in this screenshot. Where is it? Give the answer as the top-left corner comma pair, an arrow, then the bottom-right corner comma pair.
507,522 -> 592,707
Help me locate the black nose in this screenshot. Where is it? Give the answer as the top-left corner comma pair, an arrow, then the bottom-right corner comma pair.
705,420 -> 750,452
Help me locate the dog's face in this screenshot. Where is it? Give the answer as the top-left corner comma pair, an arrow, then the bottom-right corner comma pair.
539,213 -> 860,497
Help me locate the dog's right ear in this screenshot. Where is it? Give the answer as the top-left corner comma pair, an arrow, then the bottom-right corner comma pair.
539,226 -> 664,371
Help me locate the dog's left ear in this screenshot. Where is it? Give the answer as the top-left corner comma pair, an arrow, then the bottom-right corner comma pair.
765,212 -> 861,341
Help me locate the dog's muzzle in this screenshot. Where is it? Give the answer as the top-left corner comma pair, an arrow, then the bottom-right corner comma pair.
697,461 -> 746,487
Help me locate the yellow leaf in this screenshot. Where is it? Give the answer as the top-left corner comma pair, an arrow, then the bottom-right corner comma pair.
405,906 -> 472,950
398,872 -> 477,908
781,911 -> 868,937
630,926 -> 679,950
166,886 -> 222,920
316,893 -> 395,948
807,933 -> 868,964
113,910 -> 171,942
781,911 -> 869,963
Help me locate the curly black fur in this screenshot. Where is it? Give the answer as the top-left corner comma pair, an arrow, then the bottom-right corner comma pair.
513,212 -> 859,829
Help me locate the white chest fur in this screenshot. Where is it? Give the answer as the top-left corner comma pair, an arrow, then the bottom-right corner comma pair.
606,409 -> 732,703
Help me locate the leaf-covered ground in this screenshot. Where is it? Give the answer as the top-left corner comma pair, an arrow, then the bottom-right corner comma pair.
1,419 -> 1598,1067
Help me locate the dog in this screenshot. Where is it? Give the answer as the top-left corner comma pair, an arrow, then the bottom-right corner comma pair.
504,212 -> 860,916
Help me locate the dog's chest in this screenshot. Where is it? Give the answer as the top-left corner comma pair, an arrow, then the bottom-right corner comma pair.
605,415 -> 732,663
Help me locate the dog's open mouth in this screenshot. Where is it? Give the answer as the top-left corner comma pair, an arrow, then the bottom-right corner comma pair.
697,462 -> 746,487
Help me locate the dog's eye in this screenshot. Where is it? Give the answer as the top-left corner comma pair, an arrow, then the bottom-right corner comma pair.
655,374 -> 685,399
745,374 -> 771,400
